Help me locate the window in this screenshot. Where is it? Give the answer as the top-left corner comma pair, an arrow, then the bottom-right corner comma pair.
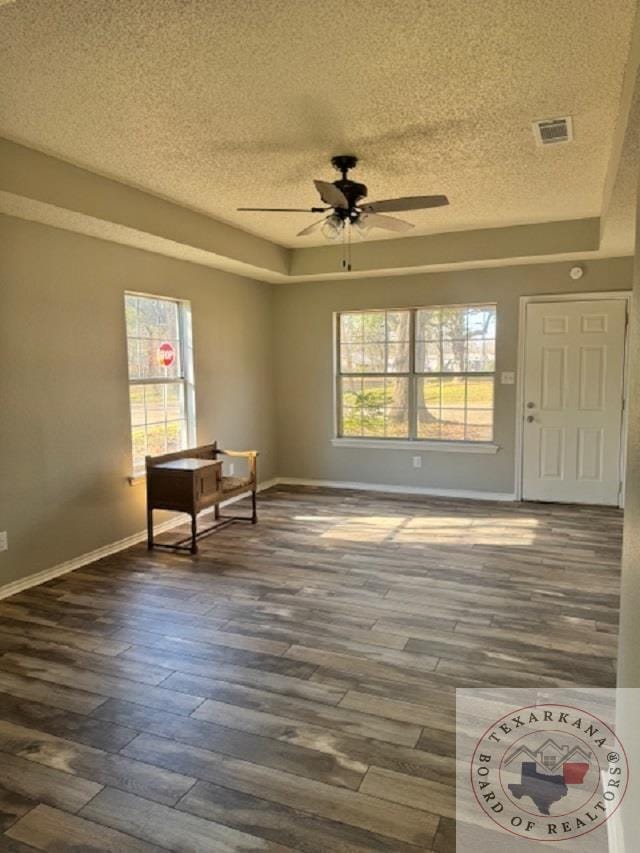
337,304 -> 496,443
125,293 -> 195,473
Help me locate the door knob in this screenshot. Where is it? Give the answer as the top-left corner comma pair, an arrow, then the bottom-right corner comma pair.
526,402 -> 536,409
526,415 -> 535,423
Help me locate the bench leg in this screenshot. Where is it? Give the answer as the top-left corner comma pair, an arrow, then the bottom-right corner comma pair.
147,508 -> 154,550
214,503 -> 220,520
251,490 -> 257,524
191,514 -> 198,554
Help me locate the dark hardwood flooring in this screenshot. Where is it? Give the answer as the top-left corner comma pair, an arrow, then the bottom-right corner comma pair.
0,485 -> 622,851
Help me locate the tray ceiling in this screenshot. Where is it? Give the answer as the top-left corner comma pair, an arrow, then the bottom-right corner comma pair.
0,0 -> 636,249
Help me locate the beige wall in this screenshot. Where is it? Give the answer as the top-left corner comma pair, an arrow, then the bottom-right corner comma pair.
1,212 -> 634,592
0,215 -> 276,587
273,257 -> 633,494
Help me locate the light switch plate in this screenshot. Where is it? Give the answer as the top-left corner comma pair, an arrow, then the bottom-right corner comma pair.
0,532 -> 7,552
501,371 -> 516,385
412,456 -> 422,469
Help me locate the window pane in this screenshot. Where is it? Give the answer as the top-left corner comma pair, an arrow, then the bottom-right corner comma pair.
167,420 -> 188,452
441,376 -> 466,407
467,305 -> 496,339
383,378 -> 409,436
416,341 -> 442,372
415,304 -> 496,375
467,375 -> 494,408
126,338 -> 141,380
466,403 -> 493,441
440,307 -> 468,341
418,405 -> 468,440
131,426 -> 146,472
361,377 -> 386,436
417,375 -> 494,442
340,343 -> 364,373
417,409 -> 441,439
416,308 -> 441,341
467,339 -> 495,372
340,376 -> 408,438
386,342 -> 410,373
386,311 -> 411,342
340,313 -> 364,343
418,377 -> 441,407
339,310 -> 410,374
146,422 -> 167,457
125,295 -> 139,337
362,344 -> 386,373
363,312 -> 386,342
166,384 -> 186,421
128,381 -> 188,462
341,376 -> 363,404
129,385 -> 145,426
137,295 -> 179,339
341,407 -> 362,436
439,408 -> 466,440
442,340 -> 466,372
144,384 -> 166,425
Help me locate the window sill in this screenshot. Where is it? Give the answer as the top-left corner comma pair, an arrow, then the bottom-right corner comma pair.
330,438 -> 500,454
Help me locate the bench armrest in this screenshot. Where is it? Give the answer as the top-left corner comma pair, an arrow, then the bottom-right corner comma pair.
218,449 -> 258,481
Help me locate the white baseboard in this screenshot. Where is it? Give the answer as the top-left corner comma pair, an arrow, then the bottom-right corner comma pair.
0,477 -> 280,602
0,515 -> 182,602
275,477 -> 516,502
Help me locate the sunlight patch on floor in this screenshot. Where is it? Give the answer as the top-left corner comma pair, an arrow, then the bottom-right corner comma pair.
293,513 -> 541,545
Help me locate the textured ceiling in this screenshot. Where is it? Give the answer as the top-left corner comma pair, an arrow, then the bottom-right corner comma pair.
0,0 -> 635,248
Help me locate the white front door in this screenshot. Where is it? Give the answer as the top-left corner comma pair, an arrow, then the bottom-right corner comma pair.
522,299 -> 627,505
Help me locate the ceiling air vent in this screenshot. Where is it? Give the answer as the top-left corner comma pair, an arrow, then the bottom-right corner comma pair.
533,116 -> 573,146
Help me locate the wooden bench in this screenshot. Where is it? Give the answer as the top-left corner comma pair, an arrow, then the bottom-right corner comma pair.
145,441 -> 258,554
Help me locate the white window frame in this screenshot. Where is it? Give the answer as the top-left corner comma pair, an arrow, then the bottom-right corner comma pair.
332,303 -> 500,454
125,291 -> 196,480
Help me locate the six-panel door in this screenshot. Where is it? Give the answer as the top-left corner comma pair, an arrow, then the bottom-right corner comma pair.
522,299 -> 627,505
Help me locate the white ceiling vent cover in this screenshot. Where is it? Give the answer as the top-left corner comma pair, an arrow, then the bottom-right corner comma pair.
533,116 -> 573,146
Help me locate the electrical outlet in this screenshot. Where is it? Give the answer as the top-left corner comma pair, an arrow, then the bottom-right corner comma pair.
412,456 -> 422,469
501,371 -> 516,385
0,532 -> 7,552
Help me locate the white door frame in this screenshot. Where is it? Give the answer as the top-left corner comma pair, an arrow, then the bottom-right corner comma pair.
514,291 -> 632,506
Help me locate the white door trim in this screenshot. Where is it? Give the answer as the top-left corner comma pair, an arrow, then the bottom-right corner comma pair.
514,291 -> 632,506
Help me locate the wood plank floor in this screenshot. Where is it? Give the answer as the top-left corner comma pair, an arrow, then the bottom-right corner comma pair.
0,485 -> 622,852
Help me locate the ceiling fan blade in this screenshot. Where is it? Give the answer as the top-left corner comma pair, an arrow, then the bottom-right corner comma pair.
296,218 -> 327,237
359,212 -> 414,233
237,206 -> 328,212
361,195 -> 449,214
313,180 -> 349,209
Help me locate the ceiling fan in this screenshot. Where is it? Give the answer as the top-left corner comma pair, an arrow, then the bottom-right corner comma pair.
238,155 -> 448,241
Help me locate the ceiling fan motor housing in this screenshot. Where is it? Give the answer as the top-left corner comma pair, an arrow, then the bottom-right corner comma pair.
334,179 -> 368,219
330,154 -> 367,218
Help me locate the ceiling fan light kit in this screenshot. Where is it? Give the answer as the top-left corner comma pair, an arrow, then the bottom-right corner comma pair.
237,154 -> 449,269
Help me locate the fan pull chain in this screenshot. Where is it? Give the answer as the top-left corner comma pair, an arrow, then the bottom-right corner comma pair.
340,222 -> 352,272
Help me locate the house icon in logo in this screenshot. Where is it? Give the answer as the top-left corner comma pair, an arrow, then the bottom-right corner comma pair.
505,739 -> 592,775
